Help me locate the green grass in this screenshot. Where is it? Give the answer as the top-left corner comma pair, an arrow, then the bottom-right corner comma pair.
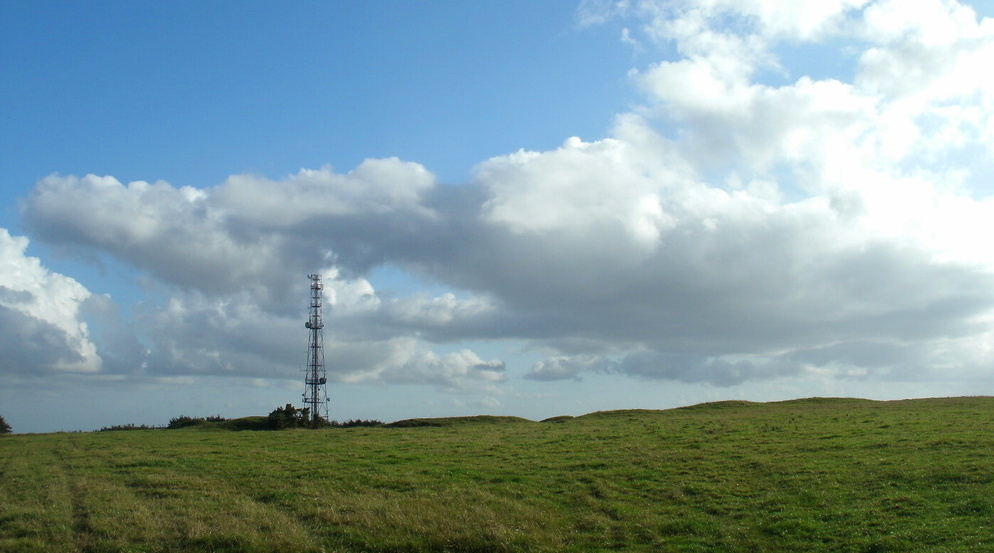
3,397 -> 994,552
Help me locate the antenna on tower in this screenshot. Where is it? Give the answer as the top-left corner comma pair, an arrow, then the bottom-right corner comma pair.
303,274 -> 329,424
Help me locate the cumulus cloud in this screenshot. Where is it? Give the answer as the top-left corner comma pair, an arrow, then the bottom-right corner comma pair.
214,160 -> 437,225
0,228 -> 102,375
526,354 -> 614,381
21,159 -> 439,311
16,0 -> 994,392
366,345 -> 506,391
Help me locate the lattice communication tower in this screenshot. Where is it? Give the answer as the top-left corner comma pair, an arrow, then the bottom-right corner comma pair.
303,274 -> 329,423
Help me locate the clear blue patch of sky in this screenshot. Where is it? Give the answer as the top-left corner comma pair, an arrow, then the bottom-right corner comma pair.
367,263 -> 455,300
0,0 -> 638,197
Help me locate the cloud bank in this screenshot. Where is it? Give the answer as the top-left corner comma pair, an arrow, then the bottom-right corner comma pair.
11,0 -> 994,398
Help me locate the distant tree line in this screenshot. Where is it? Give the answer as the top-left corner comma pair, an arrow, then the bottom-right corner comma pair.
0,415 -> 11,434
94,407 -> 383,432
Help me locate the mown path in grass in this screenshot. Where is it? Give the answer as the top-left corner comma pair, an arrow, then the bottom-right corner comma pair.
3,397 -> 994,552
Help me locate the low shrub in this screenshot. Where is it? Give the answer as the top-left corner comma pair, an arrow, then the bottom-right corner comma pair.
330,419 -> 383,428
167,415 -> 207,429
100,424 -> 159,431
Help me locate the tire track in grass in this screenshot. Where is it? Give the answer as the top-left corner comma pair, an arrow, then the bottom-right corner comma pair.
124,458 -> 321,551
1,436 -> 75,551
51,436 -> 98,553
67,478 -> 96,553
160,434 -> 332,551
54,431 -> 320,552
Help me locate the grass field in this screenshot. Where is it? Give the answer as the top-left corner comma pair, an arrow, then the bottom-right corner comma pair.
3,397 -> 994,552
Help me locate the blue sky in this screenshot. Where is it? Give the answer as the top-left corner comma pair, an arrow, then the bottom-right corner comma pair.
1,2 -> 632,191
3,0 -> 994,433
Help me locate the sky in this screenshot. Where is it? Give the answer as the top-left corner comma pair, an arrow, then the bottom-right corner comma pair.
3,1 -> 994,433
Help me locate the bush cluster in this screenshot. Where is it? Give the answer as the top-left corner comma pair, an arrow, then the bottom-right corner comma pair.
267,404 -> 326,429
329,419 -> 383,428
0,414 -> 11,434
266,405 -> 382,429
166,415 -> 227,429
100,424 -> 159,432
167,415 -> 205,429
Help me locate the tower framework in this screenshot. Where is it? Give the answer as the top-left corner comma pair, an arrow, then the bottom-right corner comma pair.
303,274 -> 328,423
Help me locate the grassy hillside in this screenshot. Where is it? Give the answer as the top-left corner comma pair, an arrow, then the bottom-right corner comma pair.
2,397 -> 994,552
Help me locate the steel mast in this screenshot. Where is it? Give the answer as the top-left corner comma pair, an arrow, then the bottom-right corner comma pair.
303,274 -> 328,424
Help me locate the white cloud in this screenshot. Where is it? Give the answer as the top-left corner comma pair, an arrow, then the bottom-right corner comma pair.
479,129 -> 684,247
380,346 -> 506,390
0,228 -> 101,374
861,0 -> 986,46
22,174 -> 287,303
213,159 -> 437,228
327,337 -> 505,391
526,354 -> 613,381
320,267 -> 380,314
21,159 -> 441,311
383,292 -> 496,327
